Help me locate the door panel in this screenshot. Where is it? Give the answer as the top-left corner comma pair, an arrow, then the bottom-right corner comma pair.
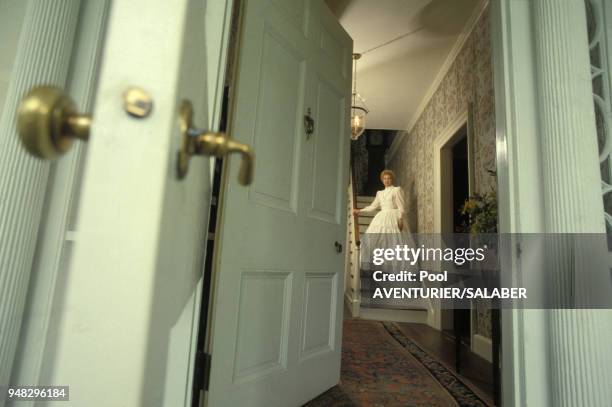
270,0 -> 309,37
308,76 -> 346,223
300,272 -> 337,358
319,26 -> 346,76
27,0 -> 233,406
233,271 -> 291,382
207,1 -> 352,406
248,28 -> 306,212
316,7 -> 351,80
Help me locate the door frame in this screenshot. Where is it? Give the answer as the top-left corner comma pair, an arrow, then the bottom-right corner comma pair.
193,1 -> 242,405
431,107 -> 474,333
433,108 -> 472,237
490,0 -> 552,405
2,0 -> 110,392
493,0 -> 612,402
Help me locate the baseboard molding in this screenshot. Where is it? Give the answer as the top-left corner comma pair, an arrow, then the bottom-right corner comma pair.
344,292 -> 360,318
359,307 -> 428,324
472,334 -> 493,363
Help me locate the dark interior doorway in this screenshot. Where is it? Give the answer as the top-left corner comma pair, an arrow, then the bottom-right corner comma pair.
451,132 -> 471,347
452,135 -> 469,233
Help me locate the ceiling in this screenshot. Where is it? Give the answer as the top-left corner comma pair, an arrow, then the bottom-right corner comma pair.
325,0 -> 480,130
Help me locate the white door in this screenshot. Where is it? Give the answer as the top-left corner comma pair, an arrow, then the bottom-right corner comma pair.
5,0 -> 350,405
10,0 -> 233,406
206,1 -> 352,406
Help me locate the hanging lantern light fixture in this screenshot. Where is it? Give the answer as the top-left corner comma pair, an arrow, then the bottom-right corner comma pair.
351,53 -> 368,140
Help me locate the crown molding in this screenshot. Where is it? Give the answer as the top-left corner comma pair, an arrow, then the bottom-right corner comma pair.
386,0 -> 489,162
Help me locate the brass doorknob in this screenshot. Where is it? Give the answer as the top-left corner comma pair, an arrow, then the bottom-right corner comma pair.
177,99 -> 254,185
17,86 -> 91,159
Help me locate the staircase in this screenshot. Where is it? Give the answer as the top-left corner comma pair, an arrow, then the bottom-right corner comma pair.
347,194 -> 428,323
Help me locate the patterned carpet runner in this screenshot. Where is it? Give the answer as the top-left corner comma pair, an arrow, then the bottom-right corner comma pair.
304,319 -> 491,407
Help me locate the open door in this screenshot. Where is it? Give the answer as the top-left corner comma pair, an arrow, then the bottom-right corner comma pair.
205,1 -> 352,406
9,0 -> 235,406
7,0 -> 349,405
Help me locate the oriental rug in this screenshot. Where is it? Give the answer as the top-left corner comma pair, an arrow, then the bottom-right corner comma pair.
304,319 -> 491,407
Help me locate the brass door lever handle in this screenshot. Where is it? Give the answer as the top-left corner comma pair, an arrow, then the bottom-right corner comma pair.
177,100 -> 254,185
17,86 -> 91,159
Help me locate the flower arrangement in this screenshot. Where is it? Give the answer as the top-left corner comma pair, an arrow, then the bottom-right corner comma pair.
459,170 -> 498,234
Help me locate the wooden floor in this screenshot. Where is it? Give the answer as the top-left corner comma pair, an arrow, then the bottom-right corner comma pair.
394,322 -> 494,403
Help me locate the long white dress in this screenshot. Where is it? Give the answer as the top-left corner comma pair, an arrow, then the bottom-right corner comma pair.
359,186 -> 427,309
360,185 -> 406,233
359,185 -> 407,267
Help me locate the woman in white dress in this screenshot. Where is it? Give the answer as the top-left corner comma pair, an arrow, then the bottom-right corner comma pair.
352,170 -> 424,308
352,169 -> 406,233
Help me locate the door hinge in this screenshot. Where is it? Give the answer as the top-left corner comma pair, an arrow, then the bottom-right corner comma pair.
194,350 -> 212,392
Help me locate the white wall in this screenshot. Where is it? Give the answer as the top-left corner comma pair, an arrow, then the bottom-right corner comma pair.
0,0 -> 28,115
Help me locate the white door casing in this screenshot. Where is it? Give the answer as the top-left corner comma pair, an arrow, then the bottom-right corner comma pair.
206,1 -> 352,406
492,0 -> 612,405
10,0 -> 111,393
25,0 -> 233,405
0,1 -> 82,396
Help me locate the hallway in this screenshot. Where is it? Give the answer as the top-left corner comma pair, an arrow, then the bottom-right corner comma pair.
305,319 -> 492,407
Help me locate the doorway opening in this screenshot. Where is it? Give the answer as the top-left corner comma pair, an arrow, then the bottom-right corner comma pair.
452,132 -> 470,234
190,1 -> 241,404
193,0 -> 502,405
329,0 -> 501,405
447,127 -> 472,348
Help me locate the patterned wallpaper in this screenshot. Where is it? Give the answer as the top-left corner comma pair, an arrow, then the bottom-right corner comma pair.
387,7 -> 495,338
351,135 -> 368,195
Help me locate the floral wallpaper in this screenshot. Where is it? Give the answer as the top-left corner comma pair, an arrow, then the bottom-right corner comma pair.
351,135 -> 369,195
387,7 -> 495,338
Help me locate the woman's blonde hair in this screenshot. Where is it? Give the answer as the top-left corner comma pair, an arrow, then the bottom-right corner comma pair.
380,169 -> 395,182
